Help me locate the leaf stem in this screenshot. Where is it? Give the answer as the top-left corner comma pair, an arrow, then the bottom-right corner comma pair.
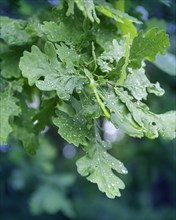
84,68 -> 110,119
90,82 -> 110,120
115,33 -> 130,86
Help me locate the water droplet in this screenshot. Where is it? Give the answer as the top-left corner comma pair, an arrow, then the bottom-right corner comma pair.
33,120 -> 38,125
121,167 -> 128,174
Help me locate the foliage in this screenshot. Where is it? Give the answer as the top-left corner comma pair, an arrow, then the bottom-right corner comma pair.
0,0 -> 175,204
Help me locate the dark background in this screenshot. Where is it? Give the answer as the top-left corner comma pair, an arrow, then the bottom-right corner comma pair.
0,0 -> 176,219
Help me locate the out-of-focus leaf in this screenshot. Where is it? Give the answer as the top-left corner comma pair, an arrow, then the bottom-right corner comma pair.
1,51 -> 21,78
66,0 -> 75,16
13,100 -> 38,155
0,16 -> 32,45
33,97 -> 57,132
160,0 -> 172,7
0,88 -> 21,145
29,184 -> 75,217
153,52 -> 176,76
146,18 -> 167,31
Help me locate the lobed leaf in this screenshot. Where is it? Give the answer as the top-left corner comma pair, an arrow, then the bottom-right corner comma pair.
76,138 -> 128,198
0,88 -> 21,145
115,88 -> 176,140
97,39 -> 125,73
75,0 -> 100,23
37,20 -> 83,44
19,43 -> 87,100
124,68 -> 165,100
129,28 -> 170,68
53,111 -> 94,146
103,90 -> 144,138
0,16 -> 32,45
29,184 -> 75,217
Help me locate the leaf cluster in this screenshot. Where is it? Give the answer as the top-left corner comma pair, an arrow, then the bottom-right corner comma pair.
0,0 -> 175,198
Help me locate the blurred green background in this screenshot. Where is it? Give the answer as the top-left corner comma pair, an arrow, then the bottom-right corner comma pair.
0,0 -> 176,219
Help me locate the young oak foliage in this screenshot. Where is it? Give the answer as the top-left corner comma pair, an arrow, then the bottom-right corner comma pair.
1,0 -> 175,199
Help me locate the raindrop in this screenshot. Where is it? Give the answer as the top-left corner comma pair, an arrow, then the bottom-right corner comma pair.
33,120 -> 38,125
121,167 -> 128,174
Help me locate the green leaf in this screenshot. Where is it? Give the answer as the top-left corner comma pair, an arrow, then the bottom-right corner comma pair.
53,111 -> 94,146
0,88 -> 21,145
115,88 -> 176,140
33,137 -> 57,173
33,97 -> 57,132
19,44 -> 87,100
103,89 -> 144,138
124,68 -> 165,100
37,20 -> 83,44
1,51 -> 21,78
76,138 -> 128,198
115,33 -> 130,86
95,22 -> 117,50
82,95 -> 103,120
0,16 -> 32,46
96,4 -> 141,24
116,18 -> 138,39
97,39 -> 125,73
129,28 -> 170,68
66,0 -> 75,16
96,3 -> 141,38
20,45 -> 53,86
1,0 -> 175,201
75,0 -> 100,23
36,74 -> 86,101
159,0 -> 172,7
153,52 -> 176,76
146,18 -> 167,31
10,79 -> 24,93
13,100 -> 39,155
55,43 -> 79,71
156,111 -> 176,140
29,184 -> 75,217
